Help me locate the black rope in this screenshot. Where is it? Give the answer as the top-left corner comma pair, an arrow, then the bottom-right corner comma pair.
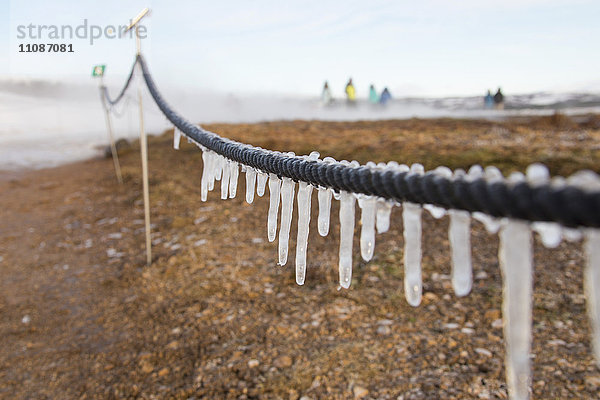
102,55 -> 600,229
101,59 -> 137,106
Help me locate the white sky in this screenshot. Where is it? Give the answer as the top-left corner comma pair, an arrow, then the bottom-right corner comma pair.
1,0 -> 599,97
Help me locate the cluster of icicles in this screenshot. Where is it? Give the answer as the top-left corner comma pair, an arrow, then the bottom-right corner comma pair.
174,128 -> 600,400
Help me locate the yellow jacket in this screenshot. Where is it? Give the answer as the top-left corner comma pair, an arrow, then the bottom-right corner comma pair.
345,84 -> 356,100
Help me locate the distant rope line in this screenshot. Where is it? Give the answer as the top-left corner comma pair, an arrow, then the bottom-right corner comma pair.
101,59 -> 137,106
102,55 -> 600,228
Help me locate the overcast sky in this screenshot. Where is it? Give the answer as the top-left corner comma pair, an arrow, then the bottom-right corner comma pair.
1,0 -> 599,97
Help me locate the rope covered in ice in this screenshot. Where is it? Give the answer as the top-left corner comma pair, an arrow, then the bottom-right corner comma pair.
101,52 -> 600,400
99,54 -> 600,229
101,59 -> 137,106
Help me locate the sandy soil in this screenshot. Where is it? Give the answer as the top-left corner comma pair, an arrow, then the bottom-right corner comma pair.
1,116 -> 600,399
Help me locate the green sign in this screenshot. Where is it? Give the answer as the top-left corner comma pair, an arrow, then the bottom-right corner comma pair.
92,65 -> 106,77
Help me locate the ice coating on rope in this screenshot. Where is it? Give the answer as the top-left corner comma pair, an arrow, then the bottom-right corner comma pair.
403,163 -> 424,306
296,181 -> 314,285
499,218 -> 533,400
376,163 -> 407,233
295,153 -> 319,285
317,157 -> 335,236
245,167 -> 257,204
358,196 -> 377,261
526,163 -> 562,248
278,177 -> 295,266
220,159 -> 231,200
424,166 -> 452,219
339,190 -> 356,289
200,150 -> 210,202
173,128 -> 181,150
257,172 -> 268,197
472,166 -> 503,234
229,161 -> 239,199
423,165 -> 452,219
267,173 -> 281,242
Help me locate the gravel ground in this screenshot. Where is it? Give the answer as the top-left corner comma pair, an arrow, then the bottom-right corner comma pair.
1,116 -> 600,399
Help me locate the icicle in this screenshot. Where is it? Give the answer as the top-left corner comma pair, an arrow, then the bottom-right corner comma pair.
220,159 -> 230,200
318,187 -> 332,236
173,128 -> 181,150
562,227 -> 582,242
214,156 -> 223,181
567,170 -> 600,367
449,209 -> 472,297
338,191 -> 356,289
585,229 -> 600,367
473,212 -> 502,234
229,161 -> 239,198
278,177 -> 295,265
200,150 -> 210,202
499,219 -> 533,400
424,204 -> 446,219
257,172 -> 268,197
295,181 -> 313,285
403,163 -> 424,307
526,163 -> 562,248
403,202 -> 422,306
267,173 -> 282,242
207,152 -> 216,191
245,167 -> 257,204
317,157 -> 335,237
448,166 -> 480,297
358,196 -> 376,262
376,200 -> 393,233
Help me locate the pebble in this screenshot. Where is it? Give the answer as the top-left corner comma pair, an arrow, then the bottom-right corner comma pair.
461,327 -> 475,335
474,348 -> 492,357
585,375 -> 600,390
491,319 -> 503,329
353,385 -> 369,399
377,325 -> 392,335
484,309 -> 501,320
194,239 -> 207,247
194,216 -> 207,225
547,339 -> 567,346
21,315 -> 31,324
475,271 -> 488,280
247,359 -> 259,368
158,367 -> 169,377
274,355 -> 293,368
443,323 -> 459,329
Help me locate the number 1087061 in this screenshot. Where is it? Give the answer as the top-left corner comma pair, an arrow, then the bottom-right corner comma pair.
19,43 -> 74,53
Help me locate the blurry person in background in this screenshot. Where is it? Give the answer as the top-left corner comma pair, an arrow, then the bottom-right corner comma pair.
380,87 -> 392,106
321,81 -> 333,106
494,87 -> 505,110
484,90 -> 494,109
345,78 -> 356,106
369,84 -> 379,105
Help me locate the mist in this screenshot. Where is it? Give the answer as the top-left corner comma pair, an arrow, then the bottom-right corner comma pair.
2,77 -> 600,171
